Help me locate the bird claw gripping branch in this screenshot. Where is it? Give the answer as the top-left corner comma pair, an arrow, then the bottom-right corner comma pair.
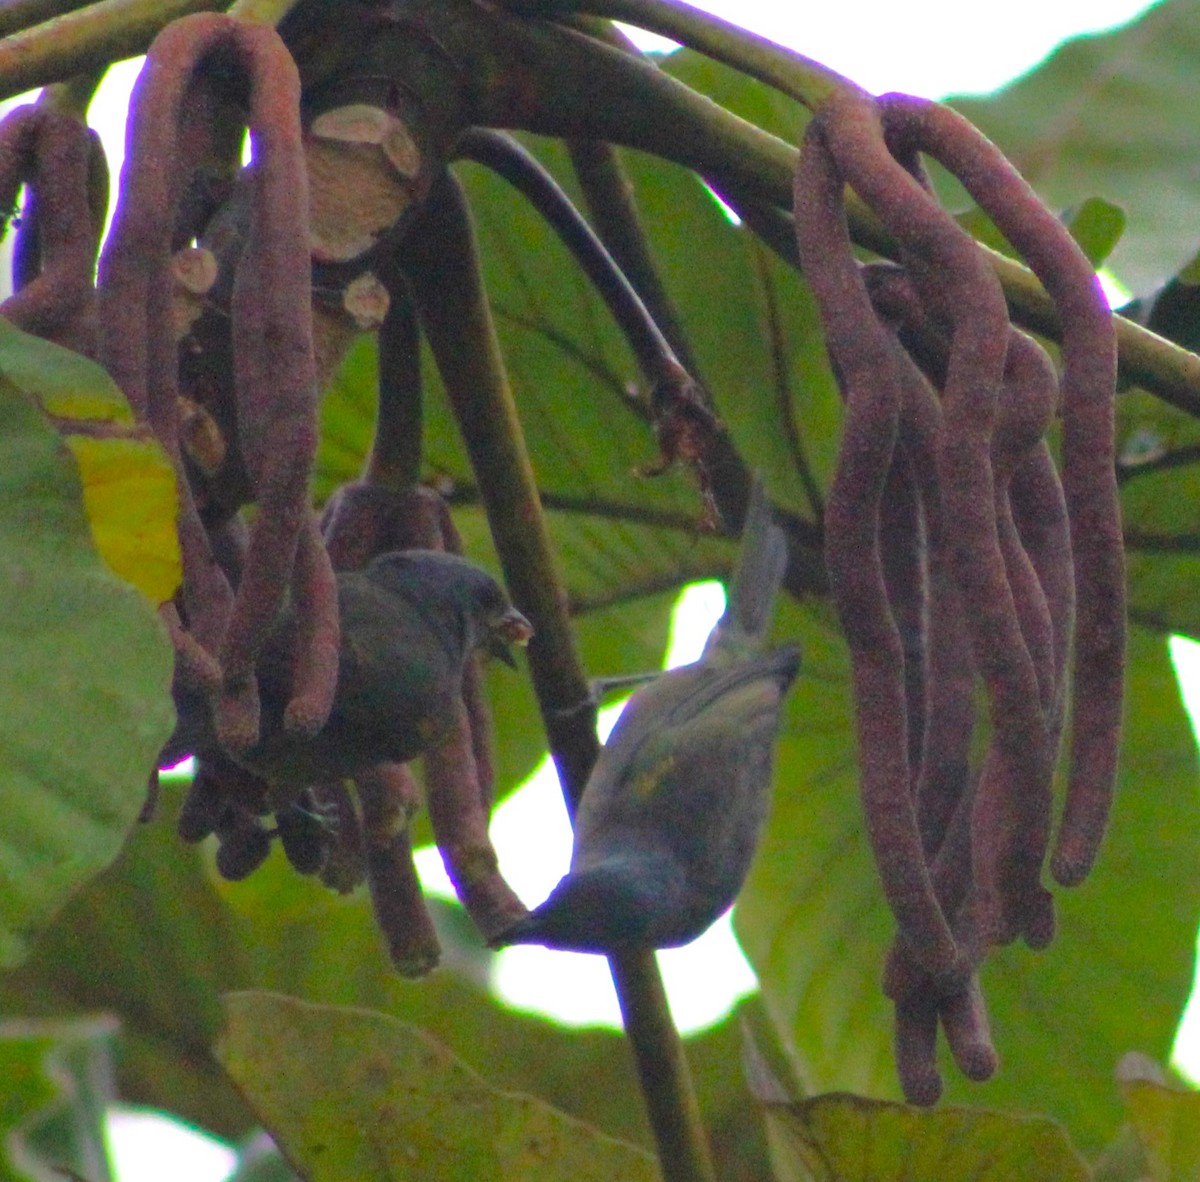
793,87 -> 1125,1101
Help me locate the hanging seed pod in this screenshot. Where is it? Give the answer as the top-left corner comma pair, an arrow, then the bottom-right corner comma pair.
356,763 -> 440,978
878,93 -> 1124,890
98,12 -> 338,754
313,779 -> 366,895
423,696 -> 528,942
865,270 -> 977,863
215,812 -> 273,881
817,90 -> 1053,950
793,111 -> 957,976
0,104 -> 103,344
865,259 -> 1064,946
275,787 -> 332,876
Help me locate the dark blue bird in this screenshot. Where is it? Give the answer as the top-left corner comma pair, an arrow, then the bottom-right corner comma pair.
496,477 -> 800,952
161,550 -> 531,790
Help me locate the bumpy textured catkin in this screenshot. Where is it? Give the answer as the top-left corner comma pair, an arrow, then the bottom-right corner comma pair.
793,110 -> 957,974
821,91 -> 1053,950
880,94 -> 1124,889
99,14 -> 337,753
0,106 -> 100,342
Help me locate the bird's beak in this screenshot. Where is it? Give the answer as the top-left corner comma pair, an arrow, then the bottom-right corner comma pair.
486,606 -> 533,668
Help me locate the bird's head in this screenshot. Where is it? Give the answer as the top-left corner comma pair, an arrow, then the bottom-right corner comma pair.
364,550 -> 532,667
490,855 -> 679,954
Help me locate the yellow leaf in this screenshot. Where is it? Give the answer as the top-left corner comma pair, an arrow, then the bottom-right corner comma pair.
66,435 -> 181,603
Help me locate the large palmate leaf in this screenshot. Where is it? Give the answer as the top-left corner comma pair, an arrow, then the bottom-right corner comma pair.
1119,1067 -> 1200,1182
218,992 -> 658,1182
0,1016 -> 117,1182
0,318 -> 180,603
0,373 -> 174,971
737,615 -> 1200,1152
763,1093 -> 1091,1182
0,794 -> 770,1180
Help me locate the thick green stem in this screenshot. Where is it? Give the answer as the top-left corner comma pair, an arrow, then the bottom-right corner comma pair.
37,65 -> 104,116
225,0 -> 300,22
611,950 -> 717,1182
455,128 -> 682,384
399,167 -> 716,1182
0,0 -> 221,101
399,168 -> 599,796
366,285 -> 423,492
0,0 -> 93,39
568,137 -> 701,376
526,0 -> 851,107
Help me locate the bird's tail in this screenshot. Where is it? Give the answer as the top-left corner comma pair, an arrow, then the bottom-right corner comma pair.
705,473 -> 789,657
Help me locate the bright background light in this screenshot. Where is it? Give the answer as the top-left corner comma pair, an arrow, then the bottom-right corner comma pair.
9,0 -> 1190,1174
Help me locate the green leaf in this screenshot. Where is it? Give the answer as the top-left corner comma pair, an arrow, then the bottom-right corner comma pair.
0,795 -> 769,1180
1064,197 -> 1127,269
0,318 -> 180,603
0,318 -> 133,425
0,382 -> 174,970
65,434 -> 180,604
763,1094 -> 1092,1182
227,1132 -> 302,1182
7,765 -> 734,1173
217,991 -> 659,1181
0,1015 -> 117,1182
951,0 -> 1200,290
1117,1055 -> 1200,1182
662,47 -> 810,150
1114,387 -> 1200,637
736,615 -> 1200,1152
1092,1123 -> 1151,1182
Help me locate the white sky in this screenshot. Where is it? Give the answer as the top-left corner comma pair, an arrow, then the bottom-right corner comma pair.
62,0 -> 1197,1175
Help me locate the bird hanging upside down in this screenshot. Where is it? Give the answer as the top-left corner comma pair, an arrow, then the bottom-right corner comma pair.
495,476 -> 800,953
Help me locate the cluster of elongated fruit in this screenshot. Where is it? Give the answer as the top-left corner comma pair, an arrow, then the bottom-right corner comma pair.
0,14 -> 534,977
0,1 -> 1128,1102
793,87 -> 1125,1103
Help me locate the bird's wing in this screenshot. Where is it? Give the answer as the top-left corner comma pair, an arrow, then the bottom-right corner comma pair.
603,647 -> 799,761
578,647 -> 799,829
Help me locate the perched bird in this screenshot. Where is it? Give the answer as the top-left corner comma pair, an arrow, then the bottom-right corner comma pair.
497,477 -> 800,953
161,550 -> 531,789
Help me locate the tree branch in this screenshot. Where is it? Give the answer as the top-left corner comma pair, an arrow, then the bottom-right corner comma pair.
0,0 -> 224,102
455,128 -> 684,386
398,168 -> 717,1182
